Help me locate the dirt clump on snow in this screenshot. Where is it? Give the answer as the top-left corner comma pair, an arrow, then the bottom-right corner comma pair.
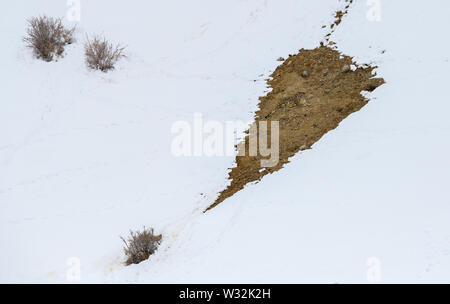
206,45 -> 384,211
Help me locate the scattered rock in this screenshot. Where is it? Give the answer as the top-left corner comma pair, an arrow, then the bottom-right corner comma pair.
301,71 -> 309,78
323,68 -> 329,75
277,57 -> 285,61
341,65 -> 351,73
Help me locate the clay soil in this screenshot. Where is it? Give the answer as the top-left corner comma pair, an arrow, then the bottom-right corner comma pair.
206,45 -> 385,211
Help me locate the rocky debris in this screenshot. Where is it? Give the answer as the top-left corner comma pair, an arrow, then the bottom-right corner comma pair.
341,64 -> 351,73
301,70 -> 309,78
277,57 -> 285,61
206,36 -> 384,212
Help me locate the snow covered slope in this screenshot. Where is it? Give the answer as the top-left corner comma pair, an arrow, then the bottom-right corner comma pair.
1,0 -> 450,283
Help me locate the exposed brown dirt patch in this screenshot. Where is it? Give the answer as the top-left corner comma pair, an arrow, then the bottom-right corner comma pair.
206,46 -> 384,211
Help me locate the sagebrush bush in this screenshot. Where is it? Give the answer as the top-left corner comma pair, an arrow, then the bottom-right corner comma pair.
84,36 -> 125,72
121,227 -> 162,266
24,16 -> 75,61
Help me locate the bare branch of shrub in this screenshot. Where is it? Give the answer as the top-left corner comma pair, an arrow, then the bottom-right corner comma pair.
121,227 -> 162,266
84,35 -> 125,72
23,16 -> 75,62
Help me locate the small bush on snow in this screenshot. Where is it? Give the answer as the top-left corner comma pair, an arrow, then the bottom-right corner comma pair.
121,227 -> 162,266
24,16 -> 75,62
84,35 -> 125,72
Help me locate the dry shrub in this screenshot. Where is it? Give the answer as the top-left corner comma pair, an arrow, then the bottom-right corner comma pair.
121,227 -> 162,266
84,36 -> 125,72
24,16 -> 75,61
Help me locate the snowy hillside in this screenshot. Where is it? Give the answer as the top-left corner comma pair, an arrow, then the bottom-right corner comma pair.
1,0 -> 450,283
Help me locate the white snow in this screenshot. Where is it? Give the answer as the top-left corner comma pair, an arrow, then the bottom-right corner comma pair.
1,0 -> 450,283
